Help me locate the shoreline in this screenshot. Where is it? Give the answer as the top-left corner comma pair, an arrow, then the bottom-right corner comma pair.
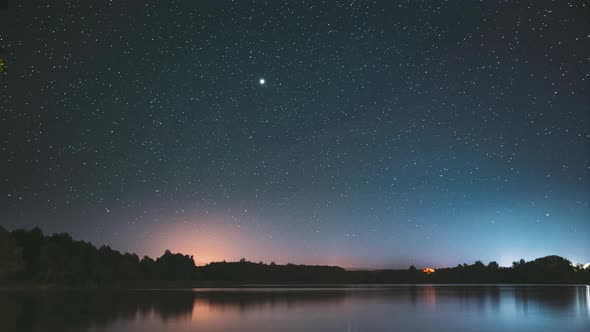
1,282 -> 588,291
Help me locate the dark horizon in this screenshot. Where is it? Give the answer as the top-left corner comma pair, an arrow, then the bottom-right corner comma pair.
2,225 -> 589,274
3,224 -> 590,270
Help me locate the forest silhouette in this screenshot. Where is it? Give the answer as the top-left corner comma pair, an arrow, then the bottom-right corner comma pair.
1,226 -> 588,285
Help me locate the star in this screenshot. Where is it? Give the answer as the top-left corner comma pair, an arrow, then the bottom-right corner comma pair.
3,0 -> 588,270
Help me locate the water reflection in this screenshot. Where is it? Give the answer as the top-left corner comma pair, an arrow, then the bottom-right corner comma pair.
0,286 -> 588,332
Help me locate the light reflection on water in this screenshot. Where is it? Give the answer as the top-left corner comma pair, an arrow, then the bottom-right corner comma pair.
0,285 -> 588,332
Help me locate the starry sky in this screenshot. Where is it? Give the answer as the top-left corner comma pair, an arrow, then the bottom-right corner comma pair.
1,1 -> 589,269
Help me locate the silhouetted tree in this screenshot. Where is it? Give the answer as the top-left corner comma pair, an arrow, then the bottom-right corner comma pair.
473,261 -> 485,269
11,227 -> 43,279
119,253 -> 141,280
512,259 -> 526,269
0,226 -> 24,278
140,256 -> 158,279
155,250 -> 196,280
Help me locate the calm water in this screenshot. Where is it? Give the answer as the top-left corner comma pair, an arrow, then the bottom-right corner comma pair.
1,285 -> 589,332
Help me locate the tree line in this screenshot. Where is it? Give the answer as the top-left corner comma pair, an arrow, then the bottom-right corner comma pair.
1,226 -> 588,285
0,226 -> 196,284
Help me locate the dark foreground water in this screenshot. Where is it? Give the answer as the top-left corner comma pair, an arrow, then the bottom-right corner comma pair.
1,285 -> 589,332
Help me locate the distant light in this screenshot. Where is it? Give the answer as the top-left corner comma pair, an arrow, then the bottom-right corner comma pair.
422,268 -> 435,274
259,78 -> 265,85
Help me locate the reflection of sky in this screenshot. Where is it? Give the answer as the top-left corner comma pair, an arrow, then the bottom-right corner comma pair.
162,287 -> 590,331
1,287 -> 589,331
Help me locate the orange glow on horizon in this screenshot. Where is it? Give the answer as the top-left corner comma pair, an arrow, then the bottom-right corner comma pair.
138,214 -> 412,268
139,216 -> 362,267
143,219 -> 247,264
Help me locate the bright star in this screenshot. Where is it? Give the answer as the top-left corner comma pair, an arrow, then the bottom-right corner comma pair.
259,78 -> 265,85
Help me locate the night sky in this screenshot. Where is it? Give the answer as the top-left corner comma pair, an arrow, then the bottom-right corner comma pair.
1,1 -> 589,269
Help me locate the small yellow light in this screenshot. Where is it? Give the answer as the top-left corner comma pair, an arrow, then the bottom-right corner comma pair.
0,58 -> 6,75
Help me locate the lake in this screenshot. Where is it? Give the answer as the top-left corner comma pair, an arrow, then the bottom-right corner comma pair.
1,285 -> 589,331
